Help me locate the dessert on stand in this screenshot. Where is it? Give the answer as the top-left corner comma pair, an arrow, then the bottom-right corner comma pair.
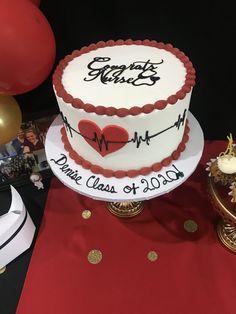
207,134 -> 236,252
49,39 -> 203,217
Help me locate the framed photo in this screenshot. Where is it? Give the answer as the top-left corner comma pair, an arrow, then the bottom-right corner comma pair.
0,112 -> 58,190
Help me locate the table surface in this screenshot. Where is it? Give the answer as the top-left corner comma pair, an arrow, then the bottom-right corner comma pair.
1,140 -> 235,314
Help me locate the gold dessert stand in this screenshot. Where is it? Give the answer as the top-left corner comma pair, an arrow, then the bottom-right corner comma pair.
107,201 -> 144,218
208,177 -> 236,253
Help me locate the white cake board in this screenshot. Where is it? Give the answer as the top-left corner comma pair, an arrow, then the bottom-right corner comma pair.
45,112 -> 204,202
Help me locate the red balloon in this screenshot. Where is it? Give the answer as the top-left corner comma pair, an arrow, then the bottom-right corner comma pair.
0,0 -> 56,95
29,0 -> 41,6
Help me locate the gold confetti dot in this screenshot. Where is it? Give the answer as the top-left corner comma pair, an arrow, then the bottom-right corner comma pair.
82,210 -> 91,219
147,251 -> 158,262
0,266 -> 6,274
184,219 -> 198,233
88,249 -> 102,264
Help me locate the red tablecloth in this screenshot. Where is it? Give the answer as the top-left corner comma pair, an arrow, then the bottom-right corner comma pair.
17,141 -> 236,314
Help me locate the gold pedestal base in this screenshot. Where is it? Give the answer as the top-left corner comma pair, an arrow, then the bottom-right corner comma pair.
208,177 -> 236,253
107,201 -> 144,218
217,220 -> 236,253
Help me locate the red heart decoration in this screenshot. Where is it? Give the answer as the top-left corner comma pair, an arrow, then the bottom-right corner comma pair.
78,120 -> 129,157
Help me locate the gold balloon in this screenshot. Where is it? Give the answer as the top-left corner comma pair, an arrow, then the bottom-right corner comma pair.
0,95 -> 22,144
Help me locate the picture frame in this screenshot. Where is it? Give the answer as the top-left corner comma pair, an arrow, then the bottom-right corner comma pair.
0,111 -> 58,191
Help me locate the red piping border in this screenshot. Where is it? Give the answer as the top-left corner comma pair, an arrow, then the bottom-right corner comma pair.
53,39 -> 196,117
60,122 -> 190,178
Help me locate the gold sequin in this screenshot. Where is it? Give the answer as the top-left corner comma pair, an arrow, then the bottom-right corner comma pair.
147,251 -> 158,262
184,219 -> 198,233
0,266 -> 6,274
82,210 -> 91,219
88,250 -> 102,264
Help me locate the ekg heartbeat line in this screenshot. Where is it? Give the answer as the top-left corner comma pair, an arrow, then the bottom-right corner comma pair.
61,109 -> 187,152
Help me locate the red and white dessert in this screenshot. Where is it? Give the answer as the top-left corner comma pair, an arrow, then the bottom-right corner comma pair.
53,39 -> 195,178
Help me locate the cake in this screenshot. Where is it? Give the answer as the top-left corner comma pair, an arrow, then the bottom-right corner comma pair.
53,39 -> 195,178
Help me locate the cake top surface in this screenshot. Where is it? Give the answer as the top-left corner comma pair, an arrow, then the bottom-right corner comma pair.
62,45 -> 184,108
53,39 -> 195,116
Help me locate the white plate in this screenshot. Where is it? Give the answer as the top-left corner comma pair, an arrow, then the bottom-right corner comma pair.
45,112 -> 204,202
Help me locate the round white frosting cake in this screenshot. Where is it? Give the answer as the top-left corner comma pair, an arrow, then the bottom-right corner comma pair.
53,39 -> 195,178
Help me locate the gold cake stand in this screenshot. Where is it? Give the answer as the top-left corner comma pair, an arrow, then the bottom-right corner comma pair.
208,177 -> 236,253
107,201 -> 144,218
